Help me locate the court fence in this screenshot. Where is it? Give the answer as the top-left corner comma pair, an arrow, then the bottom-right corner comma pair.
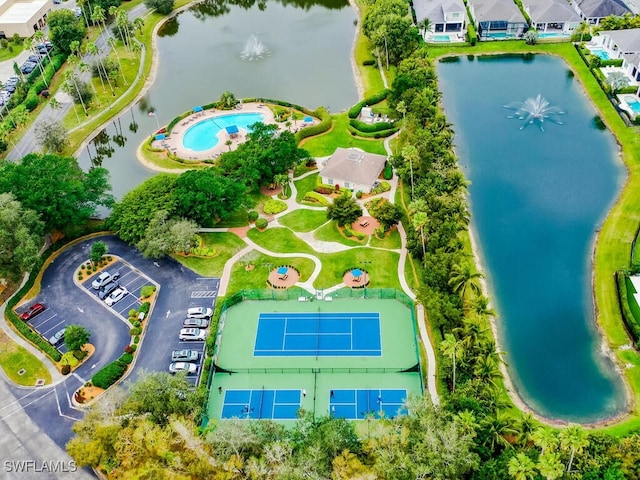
216,366 -> 421,375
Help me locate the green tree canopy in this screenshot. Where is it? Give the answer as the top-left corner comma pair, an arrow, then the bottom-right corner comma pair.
89,241 -> 108,265
0,193 -> 44,276
173,169 -> 246,226
0,154 -> 113,233
107,173 -> 178,244
326,193 -> 363,227
47,9 -> 86,55
64,324 -> 91,352
136,210 -> 199,258
144,0 -> 174,15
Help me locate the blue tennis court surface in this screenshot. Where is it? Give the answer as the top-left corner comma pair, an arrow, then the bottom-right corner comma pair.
330,389 -> 408,419
221,389 -> 301,419
254,312 -> 381,356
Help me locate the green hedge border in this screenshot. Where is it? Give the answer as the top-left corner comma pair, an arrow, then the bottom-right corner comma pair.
615,270 -> 640,345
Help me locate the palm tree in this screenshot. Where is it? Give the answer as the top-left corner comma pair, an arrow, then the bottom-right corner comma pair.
454,410 -> 478,437
482,412 -> 517,451
448,263 -> 483,300
396,100 -> 406,121
33,31 -> 53,66
440,333 -> 464,392
273,173 -> 289,193
473,354 -> 502,388
107,37 -> 128,85
133,17 -> 145,35
417,17 -> 432,39
537,452 -> 564,480
454,318 -> 488,352
559,424 -> 588,473
532,426 -> 558,455
25,39 -> 48,88
91,5 -> 106,36
87,42 -> 115,96
507,452 -> 537,480
576,21 -> 590,42
63,70 -> 88,117
116,10 -> 133,52
412,211 -> 428,256
471,295 -> 495,318
401,144 -> 418,199
515,413 -> 536,447
225,139 -> 233,151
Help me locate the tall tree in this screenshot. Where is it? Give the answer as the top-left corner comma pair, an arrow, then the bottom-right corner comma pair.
64,324 -> 91,352
440,333 -> 464,392
508,452 -> 537,480
89,241 -> 108,265
0,153 -> 112,233
34,118 -> 69,153
326,193 -> 363,227
448,263 -> 483,300
559,424 -> 588,473
537,452 -> 565,480
47,9 -> 86,54
136,210 -> 198,259
0,193 -> 44,276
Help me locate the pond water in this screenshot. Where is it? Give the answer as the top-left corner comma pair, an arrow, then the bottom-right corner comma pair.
437,54 -> 627,422
78,0 -> 358,200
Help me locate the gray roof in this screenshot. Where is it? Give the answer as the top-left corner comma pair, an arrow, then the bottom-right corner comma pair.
526,0 -> 581,23
599,28 -> 640,52
623,51 -> 640,66
574,0 -> 630,18
321,148 -> 387,187
470,0 -> 527,23
414,0 -> 466,23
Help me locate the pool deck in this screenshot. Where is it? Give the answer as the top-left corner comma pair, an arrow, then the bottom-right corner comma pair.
152,102 -> 316,161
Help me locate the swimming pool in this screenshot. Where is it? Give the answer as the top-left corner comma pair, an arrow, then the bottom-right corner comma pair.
538,32 -> 567,39
183,112 -> 265,151
589,48 -> 610,60
621,95 -> 640,116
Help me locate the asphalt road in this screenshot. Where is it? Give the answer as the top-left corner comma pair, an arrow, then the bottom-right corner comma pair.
2,235 -> 219,477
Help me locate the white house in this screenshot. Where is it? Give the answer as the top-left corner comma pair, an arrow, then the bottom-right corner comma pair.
320,148 -> 387,194
467,0 -> 528,40
592,28 -> 640,81
524,0 -> 581,35
572,0 -> 631,25
413,0 -> 467,42
0,0 -> 52,38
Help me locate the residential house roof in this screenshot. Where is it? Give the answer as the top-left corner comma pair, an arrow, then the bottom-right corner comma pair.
526,0 -> 581,23
599,28 -> 640,53
321,148 -> 387,188
414,0 -> 466,24
574,0 -> 630,18
470,0 -> 527,23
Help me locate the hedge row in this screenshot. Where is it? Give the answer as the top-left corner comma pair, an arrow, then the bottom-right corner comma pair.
349,119 -> 395,133
347,124 -> 399,138
467,24 -> 477,46
347,89 -> 391,119
303,191 -> 330,206
616,270 -> 640,345
263,199 -> 287,215
91,359 -> 128,389
295,107 -> 332,142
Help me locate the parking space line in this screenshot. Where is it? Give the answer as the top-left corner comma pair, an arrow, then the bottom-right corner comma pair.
40,318 -> 65,336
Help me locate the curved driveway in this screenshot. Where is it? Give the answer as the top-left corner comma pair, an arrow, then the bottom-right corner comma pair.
1,234 -> 217,475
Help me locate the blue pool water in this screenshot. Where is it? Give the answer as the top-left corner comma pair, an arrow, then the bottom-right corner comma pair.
625,97 -> 640,114
538,32 -> 567,39
590,48 -> 610,60
432,35 -> 452,42
183,112 -> 265,151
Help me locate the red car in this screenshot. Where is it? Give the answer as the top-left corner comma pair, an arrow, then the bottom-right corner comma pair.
20,303 -> 46,321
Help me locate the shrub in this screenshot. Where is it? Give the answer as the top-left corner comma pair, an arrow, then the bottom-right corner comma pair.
139,302 -> 151,314
130,327 -> 142,336
24,90 -> 39,111
128,309 -> 138,318
349,119 -> 395,133
140,285 -> 156,298
61,364 -> 71,375
134,335 -> 140,344
347,90 -> 391,119
248,210 -> 259,222
73,349 -> 87,361
467,24 -> 477,45
372,181 -> 391,195
303,191 -> 330,206
362,59 -> 376,66
255,218 -> 268,229
119,353 -> 134,364
124,345 -> 135,354
295,107 -> 332,142
263,199 -> 287,215
344,226 -> 354,237
383,164 -> 393,180
91,361 -> 127,389
356,190 -> 363,199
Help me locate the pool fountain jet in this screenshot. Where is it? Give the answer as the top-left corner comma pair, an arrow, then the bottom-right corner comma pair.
503,94 -> 565,131
240,34 -> 270,61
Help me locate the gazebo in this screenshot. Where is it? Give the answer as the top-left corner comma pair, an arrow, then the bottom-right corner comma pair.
225,125 -> 239,138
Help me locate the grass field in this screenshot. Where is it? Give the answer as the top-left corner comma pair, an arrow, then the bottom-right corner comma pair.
247,227 -> 315,255
316,248 -> 401,290
0,331 -> 51,386
314,221 -> 367,247
278,209 -> 328,232
294,173 -> 319,203
174,233 -> 246,277
369,229 -> 402,250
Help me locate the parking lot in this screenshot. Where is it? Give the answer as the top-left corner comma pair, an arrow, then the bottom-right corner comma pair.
167,277 -> 220,385
82,260 -> 156,321
18,304 -> 70,354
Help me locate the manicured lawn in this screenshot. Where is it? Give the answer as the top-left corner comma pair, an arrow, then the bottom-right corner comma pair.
173,233 -> 246,277
300,113 -> 387,157
0,41 -> 26,62
0,332 -> 51,386
226,251 -> 316,294
314,221 -> 366,247
278,209 -> 328,232
294,173 -> 319,204
315,248 -> 400,290
247,227 -> 315,255
369,228 -> 402,249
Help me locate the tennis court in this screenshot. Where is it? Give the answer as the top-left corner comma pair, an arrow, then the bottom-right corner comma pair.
221,389 -> 301,420
254,312 -> 381,356
329,389 -> 407,419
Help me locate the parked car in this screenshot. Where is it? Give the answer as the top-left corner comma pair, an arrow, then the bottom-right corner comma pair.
171,349 -> 199,362
4,84 -> 16,93
98,281 -> 119,300
169,362 -> 197,374
92,270 -> 120,290
105,287 -> 128,306
187,307 -> 213,319
6,76 -> 18,86
20,62 -> 36,74
48,328 -> 66,346
26,55 -> 41,64
20,303 -> 46,321
179,328 -> 207,341
183,318 -> 209,328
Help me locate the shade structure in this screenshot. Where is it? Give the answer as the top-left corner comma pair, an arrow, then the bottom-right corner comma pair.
277,266 -> 288,275
351,268 -> 363,278
193,106 -> 203,112
304,116 -> 313,123
225,125 -> 239,135
155,133 -> 166,140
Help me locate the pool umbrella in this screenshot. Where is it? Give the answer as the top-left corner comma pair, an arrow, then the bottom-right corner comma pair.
155,133 -> 166,140
193,106 -> 203,112
304,116 -> 313,123
277,266 -> 288,275
225,125 -> 239,136
352,268 -> 363,278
